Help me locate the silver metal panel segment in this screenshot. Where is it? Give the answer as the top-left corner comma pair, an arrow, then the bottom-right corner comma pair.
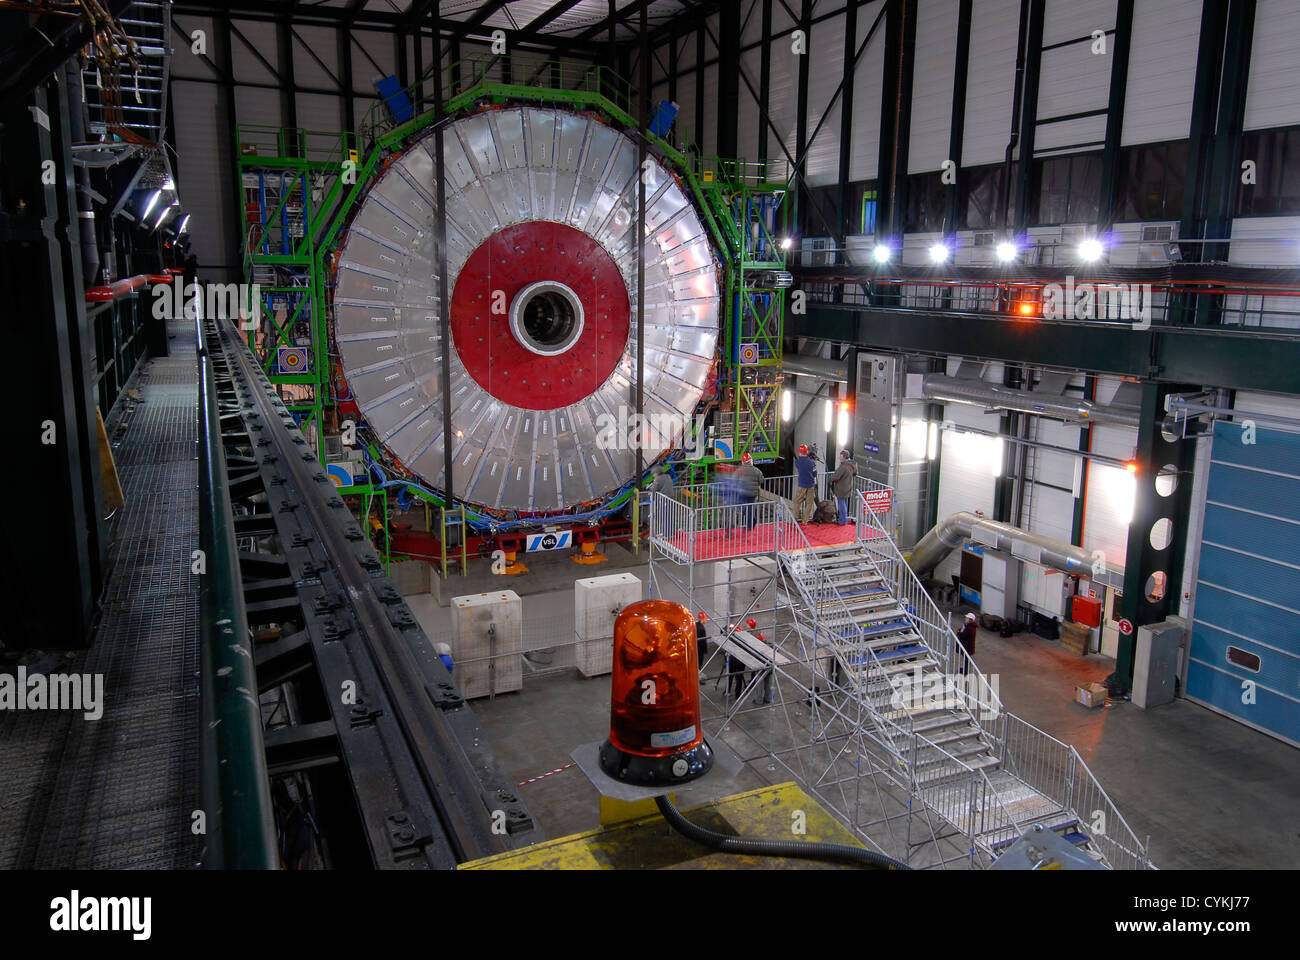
333,106 -> 719,512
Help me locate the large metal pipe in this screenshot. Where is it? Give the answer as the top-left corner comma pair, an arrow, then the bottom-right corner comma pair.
65,60 -> 100,287
910,510 -> 1124,589
923,373 -> 1142,428
783,354 -> 848,382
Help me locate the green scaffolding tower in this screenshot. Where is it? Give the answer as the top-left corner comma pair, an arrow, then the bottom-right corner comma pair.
236,124 -> 358,452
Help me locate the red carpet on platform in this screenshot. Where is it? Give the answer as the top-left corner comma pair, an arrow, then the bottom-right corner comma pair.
664,521 -> 884,562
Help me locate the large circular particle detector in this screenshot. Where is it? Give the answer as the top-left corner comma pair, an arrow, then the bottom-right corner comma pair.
332,106 -> 720,512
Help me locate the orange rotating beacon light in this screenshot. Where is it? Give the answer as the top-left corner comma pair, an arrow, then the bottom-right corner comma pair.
598,600 -> 714,785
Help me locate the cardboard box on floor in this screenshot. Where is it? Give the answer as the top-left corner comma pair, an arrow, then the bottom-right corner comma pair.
1075,682 -> 1108,708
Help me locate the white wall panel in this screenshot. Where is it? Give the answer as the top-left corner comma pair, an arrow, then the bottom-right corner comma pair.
935,410 -> 1001,584
1228,216 -> 1300,267
962,0 -> 1021,166
229,20 -> 279,86
701,62 -> 719,156
1083,462 -> 1132,568
803,10 -> 846,186
1035,35 -> 1110,152
1026,482 -> 1075,544
1029,421 -> 1080,488
292,26 -> 341,92
677,31 -> 696,71
1244,0 -> 1300,131
1233,391 -> 1300,432
652,42 -> 670,86
172,80 -> 235,281
1042,0 -> 1114,46
352,31 -> 397,89
234,85 -> 283,129
676,70 -> 697,150
741,0 -> 766,47
908,0 -> 958,173
848,13 -> 886,181
1226,218 -> 1300,327
170,16 -> 221,81
296,93 -> 345,135
1120,0 -> 1201,145
766,39 -> 799,169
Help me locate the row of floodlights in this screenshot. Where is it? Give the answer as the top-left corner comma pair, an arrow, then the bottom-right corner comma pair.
862,237 -> 1106,265
767,235 -> 1110,265
140,179 -> 191,235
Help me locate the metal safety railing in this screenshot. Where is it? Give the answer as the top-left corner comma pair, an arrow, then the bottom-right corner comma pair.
851,487 -> 1151,867
853,490 -> 1003,726
797,274 -> 1300,332
650,474 -> 1152,867
1001,713 -> 1152,870
196,322 -> 278,869
236,123 -> 357,164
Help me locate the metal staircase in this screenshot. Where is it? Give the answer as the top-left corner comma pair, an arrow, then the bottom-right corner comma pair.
771,505 -> 1152,867
81,0 -> 170,150
648,480 -> 1152,868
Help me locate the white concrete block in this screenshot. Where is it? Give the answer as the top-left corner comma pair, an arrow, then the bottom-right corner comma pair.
574,573 -> 642,677
451,590 -> 523,699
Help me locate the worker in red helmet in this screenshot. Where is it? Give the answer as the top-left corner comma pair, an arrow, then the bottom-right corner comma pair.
731,452 -> 763,535
695,611 -> 710,674
794,442 -> 818,523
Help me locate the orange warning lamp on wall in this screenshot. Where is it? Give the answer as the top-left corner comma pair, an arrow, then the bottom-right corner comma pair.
598,599 -> 713,785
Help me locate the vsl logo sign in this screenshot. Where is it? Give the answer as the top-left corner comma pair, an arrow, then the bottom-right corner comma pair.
526,531 -> 571,552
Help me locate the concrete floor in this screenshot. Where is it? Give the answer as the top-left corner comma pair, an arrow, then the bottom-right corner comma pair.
407,556 -> 1300,869
972,627 -> 1300,869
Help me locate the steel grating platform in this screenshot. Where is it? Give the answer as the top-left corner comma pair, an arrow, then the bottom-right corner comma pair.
0,318 -> 202,869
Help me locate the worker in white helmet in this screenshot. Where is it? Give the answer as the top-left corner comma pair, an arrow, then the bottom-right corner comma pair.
956,612 -> 978,676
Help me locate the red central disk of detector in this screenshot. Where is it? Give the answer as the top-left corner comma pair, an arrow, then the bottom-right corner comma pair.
449,221 -> 631,411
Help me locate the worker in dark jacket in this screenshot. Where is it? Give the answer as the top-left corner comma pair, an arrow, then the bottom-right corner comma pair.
830,450 -> 857,525
648,463 -> 674,498
725,625 -> 748,701
695,611 -> 710,673
794,444 -> 817,523
733,452 -> 763,532
955,612 -> 978,675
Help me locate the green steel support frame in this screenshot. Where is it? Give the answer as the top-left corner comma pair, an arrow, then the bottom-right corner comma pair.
235,51 -> 789,539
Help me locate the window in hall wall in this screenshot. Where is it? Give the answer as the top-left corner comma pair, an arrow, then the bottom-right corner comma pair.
961,164 -> 1005,230
800,180 -> 878,238
904,172 -> 948,232
1236,127 -> 1300,216
1116,140 -> 1189,221
1030,152 -> 1102,225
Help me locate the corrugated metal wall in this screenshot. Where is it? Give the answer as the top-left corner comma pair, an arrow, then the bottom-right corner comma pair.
1034,0 -> 1113,155
1189,418 -> 1300,746
1244,0 -> 1300,132
961,0 -> 1021,167
848,8 -> 886,181
803,5 -> 848,187
908,0 -> 958,174
1120,0 -> 1202,145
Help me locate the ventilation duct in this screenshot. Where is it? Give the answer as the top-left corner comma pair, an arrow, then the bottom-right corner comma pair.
922,373 -> 1142,428
910,511 -> 1124,589
783,354 -> 848,383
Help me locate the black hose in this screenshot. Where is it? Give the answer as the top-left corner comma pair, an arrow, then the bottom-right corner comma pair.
654,795 -> 911,870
